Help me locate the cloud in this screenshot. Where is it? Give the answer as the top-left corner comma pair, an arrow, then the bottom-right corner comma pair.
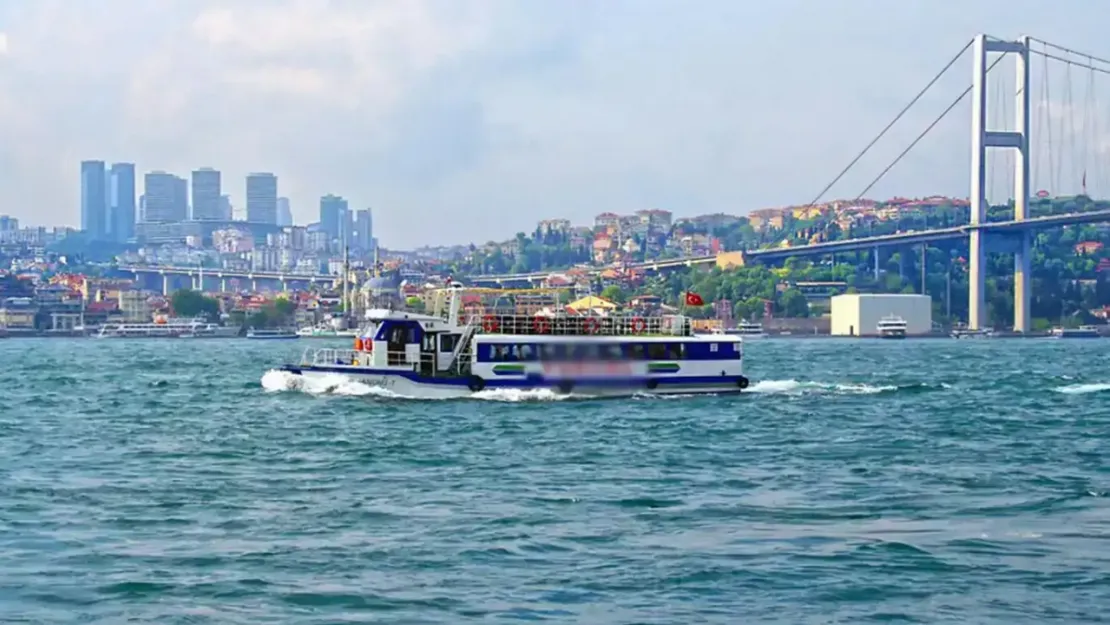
1,0 -> 1110,246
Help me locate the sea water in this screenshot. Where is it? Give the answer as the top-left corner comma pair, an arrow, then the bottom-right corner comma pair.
2,338 -> 1108,623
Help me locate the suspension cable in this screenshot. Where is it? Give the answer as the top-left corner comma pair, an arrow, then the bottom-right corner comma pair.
853,54 -> 1006,201
1043,42 -> 1057,192
1029,37 -> 1110,72
807,38 -> 974,206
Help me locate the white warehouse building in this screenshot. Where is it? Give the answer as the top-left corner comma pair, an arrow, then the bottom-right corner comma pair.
830,293 -> 932,337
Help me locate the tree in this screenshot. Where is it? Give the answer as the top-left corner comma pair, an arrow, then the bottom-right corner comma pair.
171,289 -> 220,320
600,285 -> 625,303
778,288 -> 809,318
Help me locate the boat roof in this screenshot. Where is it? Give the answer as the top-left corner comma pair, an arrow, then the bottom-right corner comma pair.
475,333 -> 739,343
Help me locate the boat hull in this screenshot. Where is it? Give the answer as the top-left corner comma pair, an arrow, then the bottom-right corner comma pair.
280,364 -> 748,399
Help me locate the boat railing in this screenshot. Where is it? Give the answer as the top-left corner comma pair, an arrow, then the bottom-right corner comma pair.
301,347 -> 431,371
304,347 -> 359,366
464,313 -> 691,336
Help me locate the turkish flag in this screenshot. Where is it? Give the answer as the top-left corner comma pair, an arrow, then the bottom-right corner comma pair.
685,292 -> 705,306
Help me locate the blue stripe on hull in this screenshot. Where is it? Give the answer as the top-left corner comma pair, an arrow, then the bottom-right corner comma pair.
281,364 -> 746,390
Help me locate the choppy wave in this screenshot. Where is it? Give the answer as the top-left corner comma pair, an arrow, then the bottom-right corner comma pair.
1053,382 -> 1110,395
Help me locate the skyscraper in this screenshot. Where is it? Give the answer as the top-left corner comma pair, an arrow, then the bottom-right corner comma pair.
143,171 -> 188,222
108,163 -> 136,243
191,168 -> 222,220
354,208 -> 373,252
220,195 -> 233,220
246,173 -> 278,224
80,160 -> 108,239
277,197 -> 293,226
319,194 -> 349,250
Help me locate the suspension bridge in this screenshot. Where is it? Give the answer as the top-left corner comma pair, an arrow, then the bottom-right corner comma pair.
473,34 -> 1110,332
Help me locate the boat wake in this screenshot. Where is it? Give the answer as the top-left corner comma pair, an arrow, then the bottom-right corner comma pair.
748,379 -> 952,396
1053,382 -> 1110,395
259,369 -> 577,402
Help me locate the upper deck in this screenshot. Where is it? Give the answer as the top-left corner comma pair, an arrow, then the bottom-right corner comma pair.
466,313 -> 693,337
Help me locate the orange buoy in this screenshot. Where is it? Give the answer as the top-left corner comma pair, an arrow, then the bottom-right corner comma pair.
354,337 -> 364,351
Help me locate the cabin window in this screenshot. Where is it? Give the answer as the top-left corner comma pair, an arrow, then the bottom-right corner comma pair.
423,335 -> 435,351
519,344 -> 536,361
663,344 -> 684,359
603,344 -> 623,360
628,344 -> 646,360
710,343 -> 719,353
647,343 -> 667,360
440,334 -> 459,352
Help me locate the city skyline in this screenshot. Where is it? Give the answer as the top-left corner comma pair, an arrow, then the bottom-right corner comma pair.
2,1 -> 1109,247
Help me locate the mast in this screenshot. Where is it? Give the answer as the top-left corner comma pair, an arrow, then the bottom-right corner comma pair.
341,242 -> 350,325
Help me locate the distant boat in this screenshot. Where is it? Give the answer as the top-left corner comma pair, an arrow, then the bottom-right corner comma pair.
96,317 -> 236,339
247,328 -> 299,340
877,315 -> 907,339
1050,325 -> 1101,339
296,325 -> 359,338
712,320 -> 767,338
951,327 -> 994,339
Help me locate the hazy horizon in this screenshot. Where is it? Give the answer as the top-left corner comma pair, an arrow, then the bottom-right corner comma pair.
1,0 -> 1108,247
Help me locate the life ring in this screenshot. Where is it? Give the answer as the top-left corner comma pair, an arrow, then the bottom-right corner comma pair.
467,375 -> 486,392
532,317 -> 551,334
482,315 -> 499,333
737,376 -> 750,390
583,318 -> 600,334
354,337 -> 364,351
631,317 -> 647,334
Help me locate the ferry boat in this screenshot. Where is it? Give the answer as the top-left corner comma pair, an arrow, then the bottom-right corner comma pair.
96,317 -> 237,339
951,326 -> 994,339
1049,325 -> 1101,339
277,285 -> 750,398
712,320 -> 767,338
247,328 -> 299,340
296,325 -> 359,338
877,315 -> 908,339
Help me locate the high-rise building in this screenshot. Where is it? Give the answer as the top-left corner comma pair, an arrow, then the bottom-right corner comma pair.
143,171 -> 188,222
354,208 -> 373,252
191,168 -> 222,220
319,194 -> 349,250
246,173 -> 278,224
108,163 -> 136,243
80,160 -> 108,239
173,176 -> 188,220
277,197 -> 293,226
219,195 -> 233,221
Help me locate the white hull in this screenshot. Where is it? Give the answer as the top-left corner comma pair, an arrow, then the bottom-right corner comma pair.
288,367 -> 744,399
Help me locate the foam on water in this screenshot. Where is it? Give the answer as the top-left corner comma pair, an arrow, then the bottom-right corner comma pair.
1054,382 -> 1110,395
261,369 -> 575,402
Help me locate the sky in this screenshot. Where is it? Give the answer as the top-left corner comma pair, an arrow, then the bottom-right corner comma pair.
1,0 -> 1109,248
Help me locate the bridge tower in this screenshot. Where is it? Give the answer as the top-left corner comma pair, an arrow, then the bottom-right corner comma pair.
969,35 -> 1031,331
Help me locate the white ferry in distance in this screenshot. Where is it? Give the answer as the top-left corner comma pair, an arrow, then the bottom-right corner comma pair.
877,315 -> 908,339
277,284 -> 750,398
712,320 -> 767,338
96,317 -> 237,338
1049,325 -> 1101,339
247,328 -> 299,340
